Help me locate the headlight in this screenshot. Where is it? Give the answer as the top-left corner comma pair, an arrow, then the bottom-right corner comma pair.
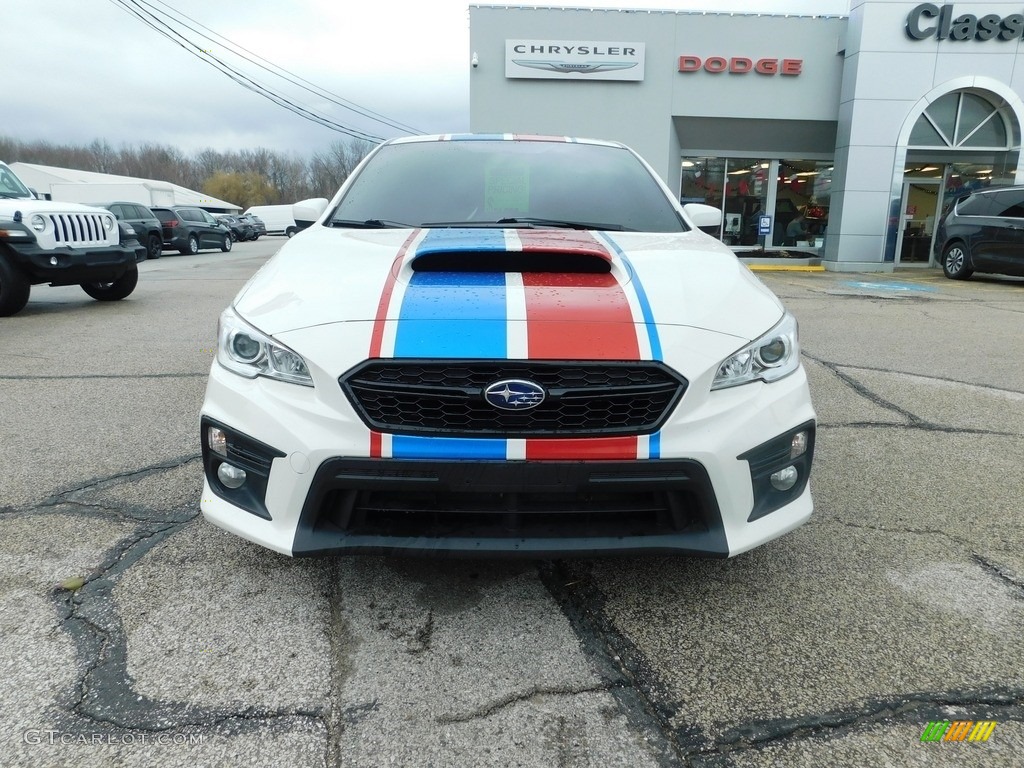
30,214 -> 46,232
712,311 -> 800,390
102,215 -> 115,232
217,307 -> 313,387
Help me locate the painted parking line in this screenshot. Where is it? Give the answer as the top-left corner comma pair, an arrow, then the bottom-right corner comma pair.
841,280 -> 938,293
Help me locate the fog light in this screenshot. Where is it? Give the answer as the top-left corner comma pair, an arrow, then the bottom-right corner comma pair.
50,256 -> 58,266
217,462 -> 247,489
790,430 -> 809,459
208,426 -> 228,456
770,465 -> 799,491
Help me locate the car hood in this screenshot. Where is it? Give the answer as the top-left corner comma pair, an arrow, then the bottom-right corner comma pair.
234,226 -> 783,345
0,199 -> 112,216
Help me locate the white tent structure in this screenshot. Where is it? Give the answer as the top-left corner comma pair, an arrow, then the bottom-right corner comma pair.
9,162 -> 241,213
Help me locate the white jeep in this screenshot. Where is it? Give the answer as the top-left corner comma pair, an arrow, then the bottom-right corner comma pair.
0,161 -> 140,316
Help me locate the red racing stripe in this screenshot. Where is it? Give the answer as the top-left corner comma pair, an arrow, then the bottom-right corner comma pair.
519,231 -> 640,460
368,230 -> 421,457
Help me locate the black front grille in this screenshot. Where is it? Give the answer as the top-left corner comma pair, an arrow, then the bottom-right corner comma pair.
290,458 -> 729,556
340,359 -> 687,437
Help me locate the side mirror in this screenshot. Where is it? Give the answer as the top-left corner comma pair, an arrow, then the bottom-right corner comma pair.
292,198 -> 329,229
682,203 -> 723,231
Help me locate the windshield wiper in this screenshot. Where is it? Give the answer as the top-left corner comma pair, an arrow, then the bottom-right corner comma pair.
330,219 -> 412,229
496,217 -> 626,231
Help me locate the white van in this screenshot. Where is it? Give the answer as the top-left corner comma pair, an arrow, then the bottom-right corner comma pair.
244,204 -> 298,237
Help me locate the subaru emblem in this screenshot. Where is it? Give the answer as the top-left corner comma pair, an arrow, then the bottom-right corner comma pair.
483,379 -> 546,411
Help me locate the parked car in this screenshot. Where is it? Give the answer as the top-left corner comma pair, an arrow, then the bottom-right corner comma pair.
215,214 -> 255,242
238,213 -> 266,238
200,134 -> 816,559
96,201 -> 163,259
935,185 -> 1024,279
151,206 -> 232,255
0,161 -> 139,316
117,220 -> 149,263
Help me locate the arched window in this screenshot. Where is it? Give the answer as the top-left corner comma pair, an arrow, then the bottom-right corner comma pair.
909,91 -> 1011,149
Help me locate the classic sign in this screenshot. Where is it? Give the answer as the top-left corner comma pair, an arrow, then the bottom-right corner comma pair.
906,3 -> 1024,40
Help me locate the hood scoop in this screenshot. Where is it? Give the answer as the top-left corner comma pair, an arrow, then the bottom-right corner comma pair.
410,250 -> 611,274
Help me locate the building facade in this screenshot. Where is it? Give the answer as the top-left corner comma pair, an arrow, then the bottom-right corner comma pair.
469,1 -> 1024,271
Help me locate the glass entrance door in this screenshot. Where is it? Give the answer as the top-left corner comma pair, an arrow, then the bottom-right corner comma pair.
896,173 -> 943,266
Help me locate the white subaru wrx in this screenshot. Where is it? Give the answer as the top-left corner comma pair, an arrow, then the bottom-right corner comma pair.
200,135 -> 816,558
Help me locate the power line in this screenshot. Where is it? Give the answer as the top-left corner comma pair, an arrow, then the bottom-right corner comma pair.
114,0 -> 385,142
107,0 -> 394,143
143,0 -> 424,136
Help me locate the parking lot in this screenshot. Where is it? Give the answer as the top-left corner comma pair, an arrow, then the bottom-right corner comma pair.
1,238 -> 1022,767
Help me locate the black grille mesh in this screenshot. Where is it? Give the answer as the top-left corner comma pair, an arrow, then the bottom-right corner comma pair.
340,359 -> 687,436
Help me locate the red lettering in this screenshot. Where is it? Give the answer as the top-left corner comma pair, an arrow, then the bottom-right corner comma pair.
678,55 -> 701,72
781,59 -> 802,75
676,55 -> 801,76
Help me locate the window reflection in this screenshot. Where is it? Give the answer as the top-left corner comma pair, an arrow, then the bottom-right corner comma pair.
681,157 -> 833,254
774,161 -> 831,250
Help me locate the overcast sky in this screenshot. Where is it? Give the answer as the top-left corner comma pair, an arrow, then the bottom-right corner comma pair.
9,0 -> 849,158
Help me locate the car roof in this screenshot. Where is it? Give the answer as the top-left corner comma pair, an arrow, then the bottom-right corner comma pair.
385,133 -> 624,149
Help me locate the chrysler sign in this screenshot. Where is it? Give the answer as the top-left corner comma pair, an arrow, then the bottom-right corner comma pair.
506,40 -> 645,81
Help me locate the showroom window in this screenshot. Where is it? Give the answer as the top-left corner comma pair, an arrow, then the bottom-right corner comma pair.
681,157 -> 832,253
773,160 -> 832,249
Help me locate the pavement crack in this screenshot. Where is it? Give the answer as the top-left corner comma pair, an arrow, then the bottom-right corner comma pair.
325,558 -> 356,767
702,687 -> 1024,754
52,520 -> 326,735
0,372 -> 209,381
538,561 -> 699,767
817,520 -> 968,546
37,454 -> 202,509
972,553 -> 1024,595
436,682 -> 615,725
803,354 -> 925,425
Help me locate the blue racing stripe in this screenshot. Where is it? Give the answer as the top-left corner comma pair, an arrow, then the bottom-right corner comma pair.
392,230 -> 509,459
596,232 -> 663,459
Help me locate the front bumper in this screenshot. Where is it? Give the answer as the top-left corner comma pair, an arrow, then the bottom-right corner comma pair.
200,359 -> 816,558
5,241 -> 138,286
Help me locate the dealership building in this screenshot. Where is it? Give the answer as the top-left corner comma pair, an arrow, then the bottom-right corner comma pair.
469,1 -> 1024,271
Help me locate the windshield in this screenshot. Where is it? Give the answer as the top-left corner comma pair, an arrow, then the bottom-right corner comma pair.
330,139 -> 685,233
0,164 -> 33,199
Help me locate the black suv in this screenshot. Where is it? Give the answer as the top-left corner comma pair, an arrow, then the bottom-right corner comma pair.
935,186 -> 1024,280
215,214 -> 255,242
97,201 -> 163,259
151,206 -> 232,255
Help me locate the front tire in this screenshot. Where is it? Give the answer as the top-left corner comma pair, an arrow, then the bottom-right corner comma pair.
285,226 -> 297,237
81,266 -> 139,301
147,234 -> 162,259
0,256 -> 31,316
942,242 -> 973,280
221,234 -> 232,252
229,230 -> 238,242
180,234 -> 199,255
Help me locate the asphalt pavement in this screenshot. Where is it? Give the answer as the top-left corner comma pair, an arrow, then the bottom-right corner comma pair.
1,240 -> 1021,767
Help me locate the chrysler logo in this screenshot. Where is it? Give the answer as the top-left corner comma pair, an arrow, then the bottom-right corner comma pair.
511,60 -> 638,74
483,379 -> 546,411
